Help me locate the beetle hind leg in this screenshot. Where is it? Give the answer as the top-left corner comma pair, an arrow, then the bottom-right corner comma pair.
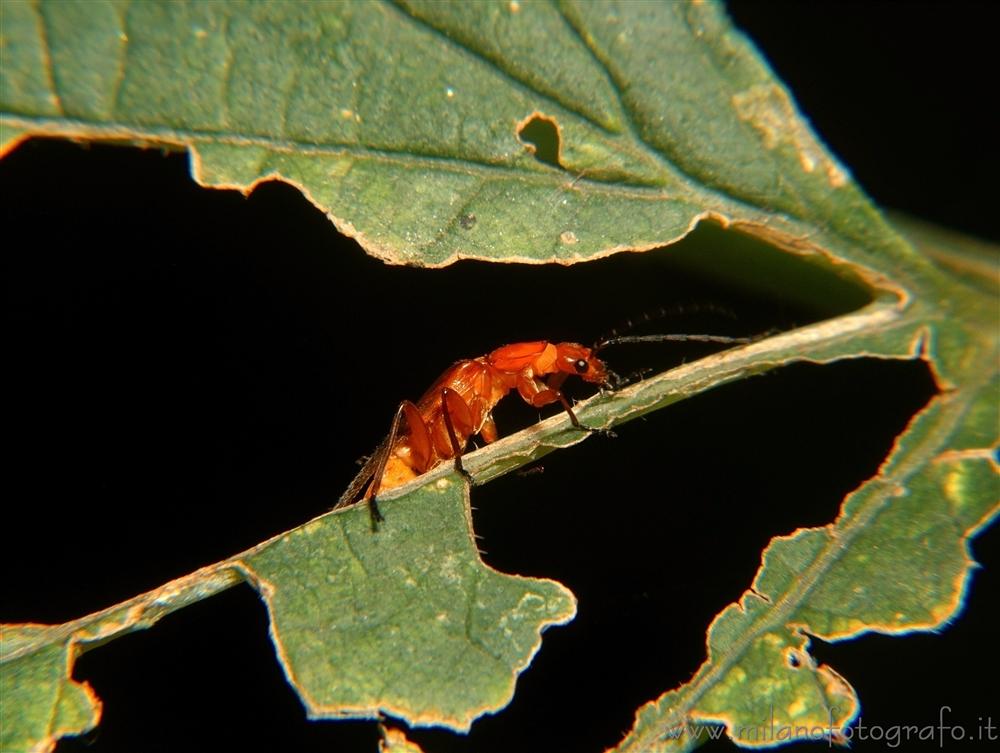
440,388 -> 475,481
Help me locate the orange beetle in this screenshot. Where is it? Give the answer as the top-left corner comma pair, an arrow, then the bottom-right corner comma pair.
335,331 -> 753,527
335,340 -> 610,526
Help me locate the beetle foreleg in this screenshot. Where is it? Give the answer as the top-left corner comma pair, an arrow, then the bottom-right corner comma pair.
540,376 -> 617,438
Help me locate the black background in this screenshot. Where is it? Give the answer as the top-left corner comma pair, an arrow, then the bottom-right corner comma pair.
2,3 -> 996,752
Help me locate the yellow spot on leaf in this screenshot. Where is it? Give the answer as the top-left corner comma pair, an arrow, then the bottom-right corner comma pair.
560,230 -> 578,245
302,519 -> 323,536
844,617 -> 867,634
439,554 -> 462,583
515,592 -> 545,613
943,467 -> 966,504
931,600 -> 957,623
732,84 -> 848,188
328,158 -> 353,178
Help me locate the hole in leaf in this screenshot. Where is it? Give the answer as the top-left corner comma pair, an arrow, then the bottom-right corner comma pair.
517,113 -> 562,168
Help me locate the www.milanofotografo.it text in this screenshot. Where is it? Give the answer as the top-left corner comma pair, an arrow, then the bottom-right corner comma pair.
662,706 -> 996,748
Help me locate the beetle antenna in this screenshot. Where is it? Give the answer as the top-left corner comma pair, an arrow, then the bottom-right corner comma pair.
594,333 -> 754,352
594,302 -> 742,348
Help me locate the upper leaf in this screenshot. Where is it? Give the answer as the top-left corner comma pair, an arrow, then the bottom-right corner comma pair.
3,0 -> 907,274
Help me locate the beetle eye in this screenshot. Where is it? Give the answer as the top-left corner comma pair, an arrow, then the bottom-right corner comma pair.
574,359 -> 588,373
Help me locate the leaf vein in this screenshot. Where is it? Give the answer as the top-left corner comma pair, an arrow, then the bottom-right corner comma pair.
0,114 -> 677,199
387,0 -> 618,138
107,1 -> 131,119
552,2 -> 675,173
34,1 -> 64,118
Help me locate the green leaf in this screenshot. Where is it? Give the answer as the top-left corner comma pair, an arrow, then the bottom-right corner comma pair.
3,0 -> 901,273
239,480 -> 574,729
1,2 -> 997,752
0,627 -> 100,753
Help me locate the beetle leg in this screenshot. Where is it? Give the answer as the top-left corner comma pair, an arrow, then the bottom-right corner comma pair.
516,373 -> 553,405
519,373 -> 616,437
440,388 -> 474,479
516,373 -> 581,426
553,390 -> 582,429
